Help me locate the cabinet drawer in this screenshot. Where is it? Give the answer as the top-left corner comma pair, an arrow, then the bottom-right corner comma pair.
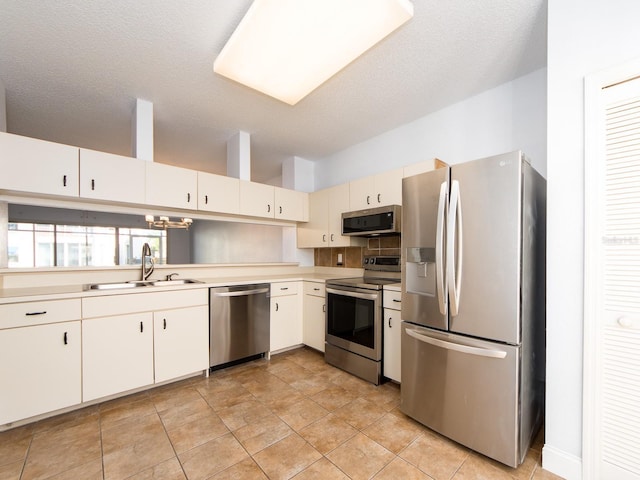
0,299 -> 82,329
82,288 -> 208,318
303,282 -> 326,297
270,282 -> 299,297
383,289 -> 402,310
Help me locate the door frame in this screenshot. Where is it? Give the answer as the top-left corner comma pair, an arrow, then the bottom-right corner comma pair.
583,56 -> 640,480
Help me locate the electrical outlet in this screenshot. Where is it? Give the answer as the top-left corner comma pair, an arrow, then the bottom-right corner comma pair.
337,253 -> 343,265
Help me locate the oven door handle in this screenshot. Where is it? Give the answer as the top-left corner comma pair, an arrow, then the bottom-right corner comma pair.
326,287 -> 379,301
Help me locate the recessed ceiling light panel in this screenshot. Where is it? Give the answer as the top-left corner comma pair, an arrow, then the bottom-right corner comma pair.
214,0 -> 414,105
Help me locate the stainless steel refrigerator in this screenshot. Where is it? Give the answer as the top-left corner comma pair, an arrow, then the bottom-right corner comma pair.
400,151 -> 546,468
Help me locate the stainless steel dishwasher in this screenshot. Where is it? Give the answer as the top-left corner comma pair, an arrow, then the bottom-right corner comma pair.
209,284 -> 270,368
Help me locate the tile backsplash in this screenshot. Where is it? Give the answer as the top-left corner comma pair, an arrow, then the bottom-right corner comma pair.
314,234 -> 401,268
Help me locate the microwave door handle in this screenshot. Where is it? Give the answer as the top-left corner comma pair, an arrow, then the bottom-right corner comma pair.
436,181 -> 448,316
446,180 -> 463,317
405,327 -> 506,359
326,287 -> 379,302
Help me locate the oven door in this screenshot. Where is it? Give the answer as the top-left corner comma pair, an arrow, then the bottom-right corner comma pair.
326,285 -> 381,361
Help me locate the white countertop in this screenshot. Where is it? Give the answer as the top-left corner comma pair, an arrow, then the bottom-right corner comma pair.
0,272 -> 353,304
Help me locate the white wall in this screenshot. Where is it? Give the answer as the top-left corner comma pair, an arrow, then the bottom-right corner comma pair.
314,68 -> 547,189
544,2 -> 640,478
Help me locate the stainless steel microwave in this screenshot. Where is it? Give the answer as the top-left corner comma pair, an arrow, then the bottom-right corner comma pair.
341,205 -> 401,237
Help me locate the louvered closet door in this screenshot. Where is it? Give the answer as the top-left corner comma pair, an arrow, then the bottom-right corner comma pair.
598,76 -> 640,480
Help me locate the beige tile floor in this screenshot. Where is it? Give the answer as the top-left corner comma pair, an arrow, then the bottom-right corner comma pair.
0,347 -> 564,480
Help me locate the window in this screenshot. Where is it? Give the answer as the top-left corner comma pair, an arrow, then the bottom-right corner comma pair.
7,223 -> 166,268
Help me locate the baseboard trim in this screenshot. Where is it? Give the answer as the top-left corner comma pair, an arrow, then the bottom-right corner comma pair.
542,444 -> 582,480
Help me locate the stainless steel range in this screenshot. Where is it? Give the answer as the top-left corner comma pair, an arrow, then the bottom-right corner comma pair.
325,255 -> 401,385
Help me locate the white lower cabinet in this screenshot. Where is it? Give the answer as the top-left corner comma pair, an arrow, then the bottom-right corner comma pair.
82,289 -> 208,402
383,287 -> 402,383
270,282 -> 302,352
82,313 -> 154,402
303,282 -> 326,352
0,321 -> 81,425
153,306 -> 209,383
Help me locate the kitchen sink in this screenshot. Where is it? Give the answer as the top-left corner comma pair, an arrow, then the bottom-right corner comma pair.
87,281 -> 152,290
150,279 -> 203,286
86,279 -> 202,290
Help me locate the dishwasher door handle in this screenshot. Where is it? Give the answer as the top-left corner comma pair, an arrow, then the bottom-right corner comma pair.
212,288 -> 270,297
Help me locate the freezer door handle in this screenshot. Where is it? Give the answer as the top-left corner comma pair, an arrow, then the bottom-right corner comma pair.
446,180 -> 463,316
436,181 -> 448,316
405,327 -> 507,359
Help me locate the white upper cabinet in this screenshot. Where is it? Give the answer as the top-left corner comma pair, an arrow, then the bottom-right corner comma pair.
197,172 -> 240,214
328,182 -> 356,246
274,187 -> 307,221
145,162 -> 198,209
297,183 -> 363,248
349,168 -> 403,210
239,180 -> 275,218
79,148 -> 146,204
0,132 -> 79,197
297,188 -> 329,247
403,158 -> 445,178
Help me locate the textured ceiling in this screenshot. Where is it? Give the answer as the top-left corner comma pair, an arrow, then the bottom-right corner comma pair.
0,1 -> 547,184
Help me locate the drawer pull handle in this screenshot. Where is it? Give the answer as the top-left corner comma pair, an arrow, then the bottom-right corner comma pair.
367,195 -> 370,205
279,206 -> 283,214
280,287 -> 288,291
330,234 -> 334,242
322,234 -> 327,242
64,332 -> 68,345
322,304 -> 326,313
63,175 -> 67,187
378,193 -> 381,203
314,288 -> 320,291
163,318 -> 167,330
205,195 -> 208,204
140,321 -> 144,333
392,299 -> 401,303
25,311 -> 47,316
187,192 -> 191,203
388,317 -> 392,328
276,302 -> 279,312
91,179 -> 95,190
267,204 -> 271,213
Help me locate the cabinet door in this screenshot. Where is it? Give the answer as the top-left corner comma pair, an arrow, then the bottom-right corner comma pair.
270,294 -> 302,352
349,176 -> 375,211
0,132 -> 79,197
274,187 -> 307,221
79,148 -> 146,204
329,183 -> 361,247
82,313 -> 154,402
197,172 -> 240,214
383,308 -> 401,382
145,162 -> 198,209
0,321 -> 81,425
239,181 -> 275,218
154,306 -> 208,383
303,294 -> 325,352
374,168 -> 403,206
297,188 -> 329,248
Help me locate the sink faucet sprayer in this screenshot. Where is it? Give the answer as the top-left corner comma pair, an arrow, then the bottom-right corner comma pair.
141,243 -> 154,281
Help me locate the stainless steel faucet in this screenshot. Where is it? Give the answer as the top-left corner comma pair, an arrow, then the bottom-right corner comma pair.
141,243 -> 154,281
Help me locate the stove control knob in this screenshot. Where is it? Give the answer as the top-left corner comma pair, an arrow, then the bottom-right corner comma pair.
364,258 -> 369,264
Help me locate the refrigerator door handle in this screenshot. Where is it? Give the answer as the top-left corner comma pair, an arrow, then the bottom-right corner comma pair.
405,327 -> 507,359
447,180 -> 463,316
436,181 -> 448,315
